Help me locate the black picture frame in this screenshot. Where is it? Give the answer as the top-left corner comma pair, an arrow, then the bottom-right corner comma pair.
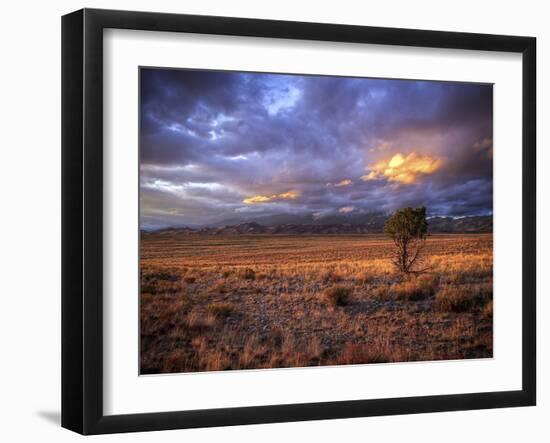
62,8 -> 536,435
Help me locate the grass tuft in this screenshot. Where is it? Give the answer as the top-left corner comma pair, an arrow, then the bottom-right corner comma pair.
323,285 -> 352,307
336,343 -> 391,364
207,302 -> 235,318
392,274 -> 439,301
238,268 -> 256,281
434,286 -> 469,312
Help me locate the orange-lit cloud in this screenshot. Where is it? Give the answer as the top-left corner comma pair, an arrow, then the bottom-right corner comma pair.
361,171 -> 378,181
335,179 -> 353,187
361,152 -> 441,184
339,206 -> 355,213
243,190 -> 299,204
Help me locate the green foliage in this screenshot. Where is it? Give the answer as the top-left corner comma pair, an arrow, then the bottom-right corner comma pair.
384,207 -> 428,274
384,206 -> 428,240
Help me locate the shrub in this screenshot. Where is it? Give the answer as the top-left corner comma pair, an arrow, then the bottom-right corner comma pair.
323,285 -> 352,307
207,302 -> 234,318
271,327 -> 284,348
384,206 -> 428,274
238,268 -> 256,281
433,286 -> 482,312
392,274 -> 438,301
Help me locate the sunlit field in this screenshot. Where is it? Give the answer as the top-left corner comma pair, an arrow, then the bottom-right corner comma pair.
140,233 -> 493,374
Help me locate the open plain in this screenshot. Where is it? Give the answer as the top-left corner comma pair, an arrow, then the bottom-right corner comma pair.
140,233 -> 493,373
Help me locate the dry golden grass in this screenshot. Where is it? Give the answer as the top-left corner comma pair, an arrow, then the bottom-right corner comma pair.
140,233 -> 493,373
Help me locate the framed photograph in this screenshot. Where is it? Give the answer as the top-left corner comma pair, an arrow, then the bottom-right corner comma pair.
62,8 -> 536,435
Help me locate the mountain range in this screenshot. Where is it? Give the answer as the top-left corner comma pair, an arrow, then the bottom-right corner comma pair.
148,214 -> 492,235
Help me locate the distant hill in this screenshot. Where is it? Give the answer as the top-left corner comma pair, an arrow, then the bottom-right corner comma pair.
215,212 -> 388,227
427,216 -> 492,233
149,215 -> 492,235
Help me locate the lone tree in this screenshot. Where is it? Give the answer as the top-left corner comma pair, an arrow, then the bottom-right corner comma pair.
384,206 -> 428,274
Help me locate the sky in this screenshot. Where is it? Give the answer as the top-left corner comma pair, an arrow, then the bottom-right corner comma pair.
140,68 -> 493,230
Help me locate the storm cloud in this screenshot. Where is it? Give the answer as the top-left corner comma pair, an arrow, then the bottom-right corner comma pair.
140,68 -> 493,229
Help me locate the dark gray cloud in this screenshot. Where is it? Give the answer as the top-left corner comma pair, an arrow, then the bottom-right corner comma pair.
140,68 -> 492,229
